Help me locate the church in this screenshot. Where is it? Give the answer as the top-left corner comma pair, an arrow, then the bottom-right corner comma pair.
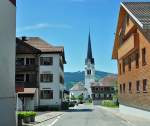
85,31 -> 95,98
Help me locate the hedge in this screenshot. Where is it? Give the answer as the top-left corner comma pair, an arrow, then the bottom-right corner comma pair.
17,112 -> 37,119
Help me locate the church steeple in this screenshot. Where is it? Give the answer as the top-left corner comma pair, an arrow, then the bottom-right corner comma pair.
85,31 -> 95,64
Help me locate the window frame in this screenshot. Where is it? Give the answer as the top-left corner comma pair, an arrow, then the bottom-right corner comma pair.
143,79 -> 147,93
142,48 -> 146,66
40,57 -> 53,65
40,90 -> 53,99
40,74 -> 53,83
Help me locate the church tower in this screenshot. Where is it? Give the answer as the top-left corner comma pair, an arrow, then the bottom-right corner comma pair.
85,31 -> 95,98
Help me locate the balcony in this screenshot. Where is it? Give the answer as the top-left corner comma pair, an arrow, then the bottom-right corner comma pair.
16,64 -> 37,72
16,80 -> 38,88
118,33 -> 139,59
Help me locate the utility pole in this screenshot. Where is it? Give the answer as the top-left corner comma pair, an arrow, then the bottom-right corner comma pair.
0,0 -> 16,126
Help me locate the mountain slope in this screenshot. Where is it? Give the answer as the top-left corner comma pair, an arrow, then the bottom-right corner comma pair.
64,71 -> 116,90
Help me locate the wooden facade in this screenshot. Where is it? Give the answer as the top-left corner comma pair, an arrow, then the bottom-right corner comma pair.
16,38 -> 39,91
112,2 -> 150,111
91,86 -> 115,100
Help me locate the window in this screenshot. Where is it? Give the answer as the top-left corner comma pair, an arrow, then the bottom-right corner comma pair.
123,83 -> 125,93
119,63 -> 122,75
16,74 -> 24,82
126,14 -> 129,25
26,58 -> 35,65
92,94 -> 95,99
87,70 -> 91,75
142,48 -> 146,66
120,84 -> 122,93
59,91 -> 62,99
100,87 -> 104,91
143,79 -> 147,92
135,53 -> 139,68
40,57 -> 53,65
16,58 -> 24,66
40,90 -> 53,99
26,74 -> 30,82
123,60 -> 125,73
136,81 -> 140,92
128,57 -> 131,71
59,59 -> 64,71
40,74 -> 53,82
129,82 -> 132,93
59,75 -> 64,84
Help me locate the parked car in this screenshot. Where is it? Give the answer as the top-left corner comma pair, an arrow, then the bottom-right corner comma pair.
69,101 -> 76,107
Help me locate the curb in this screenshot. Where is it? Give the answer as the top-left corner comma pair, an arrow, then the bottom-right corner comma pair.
96,106 -> 136,126
26,113 -> 64,126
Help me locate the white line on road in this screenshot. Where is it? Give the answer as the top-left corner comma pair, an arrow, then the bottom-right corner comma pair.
48,115 -> 61,126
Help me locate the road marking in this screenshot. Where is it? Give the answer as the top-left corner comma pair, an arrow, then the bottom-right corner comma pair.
48,115 -> 61,126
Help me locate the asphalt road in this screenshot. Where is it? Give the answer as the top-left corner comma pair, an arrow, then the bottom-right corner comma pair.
36,104 -> 144,126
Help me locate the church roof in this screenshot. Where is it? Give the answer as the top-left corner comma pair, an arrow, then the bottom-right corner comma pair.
70,82 -> 87,91
85,32 -> 94,64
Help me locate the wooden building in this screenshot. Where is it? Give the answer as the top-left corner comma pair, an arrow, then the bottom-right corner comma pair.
91,76 -> 117,105
112,2 -> 150,111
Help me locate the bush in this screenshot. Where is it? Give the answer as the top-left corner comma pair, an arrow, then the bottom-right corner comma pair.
17,111 -> 37,119
101,100 -> 119,108
61,101 -> 69,110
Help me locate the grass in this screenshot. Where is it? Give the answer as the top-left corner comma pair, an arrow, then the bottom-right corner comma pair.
84,102 -> 92,105
101,100 -> 119,108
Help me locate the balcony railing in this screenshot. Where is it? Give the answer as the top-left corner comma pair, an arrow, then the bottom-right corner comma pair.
118,33 -> 139,59
16,64 -> 37,72
16,80 -> 37,88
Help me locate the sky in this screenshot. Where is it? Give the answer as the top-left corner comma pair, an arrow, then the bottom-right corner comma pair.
16,0 -> 148,73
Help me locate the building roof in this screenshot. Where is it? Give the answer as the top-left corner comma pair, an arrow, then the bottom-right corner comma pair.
112,2 -> 150,59
91,76 -> 117,87
24,37 -> 64,53
85,32 -> 94,64
70,82 -> 87,91
99,76 -> 117,87
17,37 -> 66,63
121,2 -> 150,29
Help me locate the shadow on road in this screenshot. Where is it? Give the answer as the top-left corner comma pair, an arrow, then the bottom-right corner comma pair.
66,108 -> 93,112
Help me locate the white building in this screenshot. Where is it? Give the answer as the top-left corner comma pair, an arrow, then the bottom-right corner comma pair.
0,0 -> 16,126
85,32 -> 95,98
24,37 -> 66,109
69,82 -> 88,100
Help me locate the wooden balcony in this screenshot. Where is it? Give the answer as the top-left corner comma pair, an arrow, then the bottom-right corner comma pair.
118,33 -> 139,59
16,64 -> 37,72
16,80 -> 38,88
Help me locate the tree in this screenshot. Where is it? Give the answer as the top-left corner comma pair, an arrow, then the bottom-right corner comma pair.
77,94 -> 84,102
71,95 -> 76,100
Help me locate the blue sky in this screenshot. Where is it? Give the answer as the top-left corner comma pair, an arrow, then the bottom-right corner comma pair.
16,0 -> 146,73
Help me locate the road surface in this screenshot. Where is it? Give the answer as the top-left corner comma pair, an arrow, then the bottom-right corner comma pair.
35,104 -> 150,126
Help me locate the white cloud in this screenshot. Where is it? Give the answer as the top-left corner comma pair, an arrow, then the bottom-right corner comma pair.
17,23 -> 72,32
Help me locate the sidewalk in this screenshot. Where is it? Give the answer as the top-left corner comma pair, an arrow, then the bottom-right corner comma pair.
23,111 -> 64,126
96,105 -> 150,126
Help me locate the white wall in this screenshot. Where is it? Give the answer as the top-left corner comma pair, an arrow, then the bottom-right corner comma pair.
85,62 -> 95,97
39,54 -> 64,106
0,0 -> 16,125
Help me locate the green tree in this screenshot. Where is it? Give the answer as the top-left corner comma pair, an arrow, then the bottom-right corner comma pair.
71,95 -> 76,100
77,94 -> 84,102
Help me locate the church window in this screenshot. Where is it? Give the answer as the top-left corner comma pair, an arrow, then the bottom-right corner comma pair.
87,70 -> 91,75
